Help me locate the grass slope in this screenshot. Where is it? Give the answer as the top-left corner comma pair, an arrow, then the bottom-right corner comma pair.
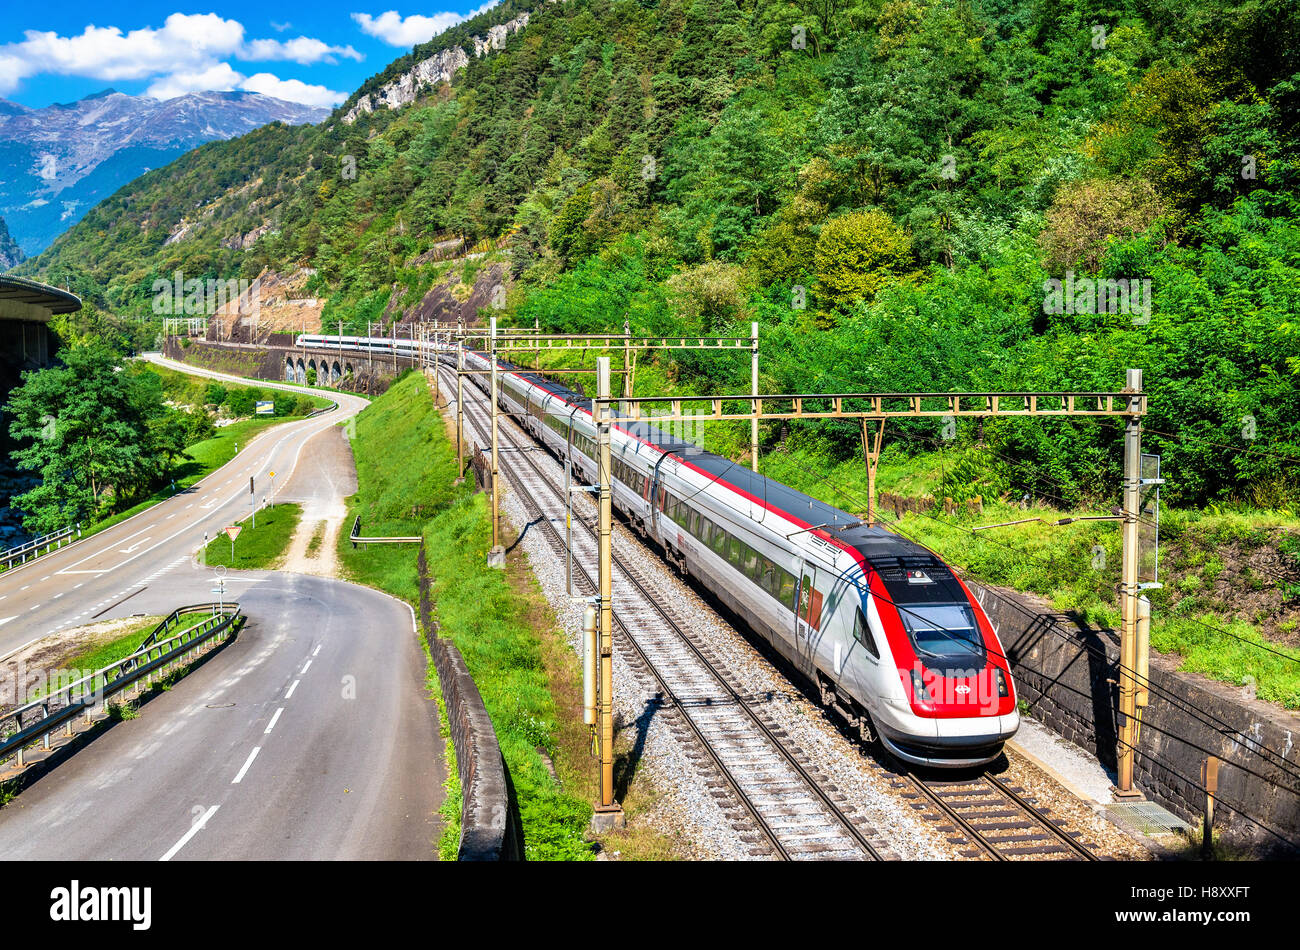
338,370 -> 596,860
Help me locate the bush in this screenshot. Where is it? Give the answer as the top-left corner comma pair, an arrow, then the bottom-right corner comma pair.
1038,177 -> 1169,271
225,387 -> 259,417
814,209 -> 913,310
204,382 -> 227,407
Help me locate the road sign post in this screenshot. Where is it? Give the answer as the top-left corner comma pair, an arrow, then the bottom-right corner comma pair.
224,524 -> 242,563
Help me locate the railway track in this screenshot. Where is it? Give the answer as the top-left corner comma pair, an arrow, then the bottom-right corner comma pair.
893,772 -> 1099,860
444,366 -> 891,860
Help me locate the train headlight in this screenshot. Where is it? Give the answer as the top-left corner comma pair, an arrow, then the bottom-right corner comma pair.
909,668 -> 933,704
995,667 -> 1009,698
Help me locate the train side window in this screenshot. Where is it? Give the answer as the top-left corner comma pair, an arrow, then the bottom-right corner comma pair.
799,574 -> 824,630
727,537 -> 745,570
709,524 -> 727,555
779,570 -> 797,610
854,607 -> 880,659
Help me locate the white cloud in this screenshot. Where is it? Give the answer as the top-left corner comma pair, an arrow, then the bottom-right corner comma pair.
270,21 -> 293,33
0,13 -> 361,99
145,62 -> 245,101
351,4 -> 500,47
240,72 -> 347,109
143,62 -> 345,108
1,14 -> 246,89
242,36 -> 363,65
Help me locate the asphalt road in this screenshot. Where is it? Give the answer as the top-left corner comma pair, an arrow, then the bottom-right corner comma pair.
0,353 -> 368,657
0,573 -> 443,860
0,355 -> 445,859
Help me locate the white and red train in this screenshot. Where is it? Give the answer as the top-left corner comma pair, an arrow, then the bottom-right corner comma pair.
300,333 -> 1020,767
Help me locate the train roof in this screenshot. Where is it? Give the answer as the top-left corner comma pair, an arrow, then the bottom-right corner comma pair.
498,358 -> 944,574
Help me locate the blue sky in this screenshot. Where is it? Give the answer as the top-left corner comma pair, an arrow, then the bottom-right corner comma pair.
2,3 -> 498,110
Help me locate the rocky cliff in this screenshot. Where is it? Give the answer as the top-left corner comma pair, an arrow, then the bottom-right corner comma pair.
342,12 -> 534,123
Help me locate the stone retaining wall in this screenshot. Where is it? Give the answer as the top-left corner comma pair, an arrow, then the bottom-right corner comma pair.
971,581 -> 1300,854
418,544 -> 523,860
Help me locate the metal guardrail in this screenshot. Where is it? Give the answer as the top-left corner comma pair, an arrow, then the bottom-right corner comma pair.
1,523 -> 81,571
349,514 -> 422,547
0,603 -> 242,770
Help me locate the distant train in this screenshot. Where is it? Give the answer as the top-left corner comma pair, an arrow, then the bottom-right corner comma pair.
296,334 -> 426,356
313,333 -> 1020,767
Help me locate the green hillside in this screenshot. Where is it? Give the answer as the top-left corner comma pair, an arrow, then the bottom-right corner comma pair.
18,0 -> 1300,514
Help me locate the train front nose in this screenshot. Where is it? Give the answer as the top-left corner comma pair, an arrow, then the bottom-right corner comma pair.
880,662 -> 1019,768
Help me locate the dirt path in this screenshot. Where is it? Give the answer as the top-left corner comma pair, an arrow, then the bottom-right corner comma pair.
276,423 -> 357,579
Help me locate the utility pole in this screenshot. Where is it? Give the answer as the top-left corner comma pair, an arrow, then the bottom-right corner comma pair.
592,356 -> 622,828
488,316 -> 503,565
456,317 -> 465,480
1117,366 -> 1144,797
751,321 -> 759,472
430,325 -> 440,404
623,320 -> 632,400
862,418 -> 885,528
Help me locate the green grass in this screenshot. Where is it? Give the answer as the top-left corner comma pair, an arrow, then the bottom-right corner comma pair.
58,616 -> 167,673
201,503 -> 302,570
338,370 -> 596,860
305,522 -> 326,557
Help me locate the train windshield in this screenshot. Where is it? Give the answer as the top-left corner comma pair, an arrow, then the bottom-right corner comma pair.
898,603 -> 985,661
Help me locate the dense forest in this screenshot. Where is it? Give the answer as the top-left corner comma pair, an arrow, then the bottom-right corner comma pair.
17,0 -> 1300,510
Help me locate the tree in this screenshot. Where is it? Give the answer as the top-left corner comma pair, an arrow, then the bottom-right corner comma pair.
814,209 -> 913,310
4,344 -> 183,530
1038,178 -> 1169,272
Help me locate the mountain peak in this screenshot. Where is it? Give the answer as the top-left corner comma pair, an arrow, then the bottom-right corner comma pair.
0,90 -> 328,255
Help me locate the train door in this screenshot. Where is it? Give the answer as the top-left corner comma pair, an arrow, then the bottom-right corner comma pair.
794,562 -> 824,676
649,457 -> 669,544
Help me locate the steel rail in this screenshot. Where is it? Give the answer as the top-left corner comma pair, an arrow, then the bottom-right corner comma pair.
983,771 -> 1097,860
448,366 -> 885,860
903,771 -> 1098,861
904,773 -> 1007,861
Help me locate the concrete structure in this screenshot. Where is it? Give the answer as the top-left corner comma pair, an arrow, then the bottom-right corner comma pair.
1,277 -> 81,548
163,336 -> 416,395
973,580 -> 1300,854
0,275 -> 79,377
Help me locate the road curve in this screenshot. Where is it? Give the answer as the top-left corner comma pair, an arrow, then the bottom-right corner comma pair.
0,354 -> 367,657
0,355 -> 445,859
0,573 -> 443,860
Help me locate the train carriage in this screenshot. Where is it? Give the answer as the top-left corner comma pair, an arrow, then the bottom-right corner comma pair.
306,334 -> 1020,767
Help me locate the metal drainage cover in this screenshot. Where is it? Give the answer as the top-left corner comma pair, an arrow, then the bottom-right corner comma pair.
1105,801 -> 1194,836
